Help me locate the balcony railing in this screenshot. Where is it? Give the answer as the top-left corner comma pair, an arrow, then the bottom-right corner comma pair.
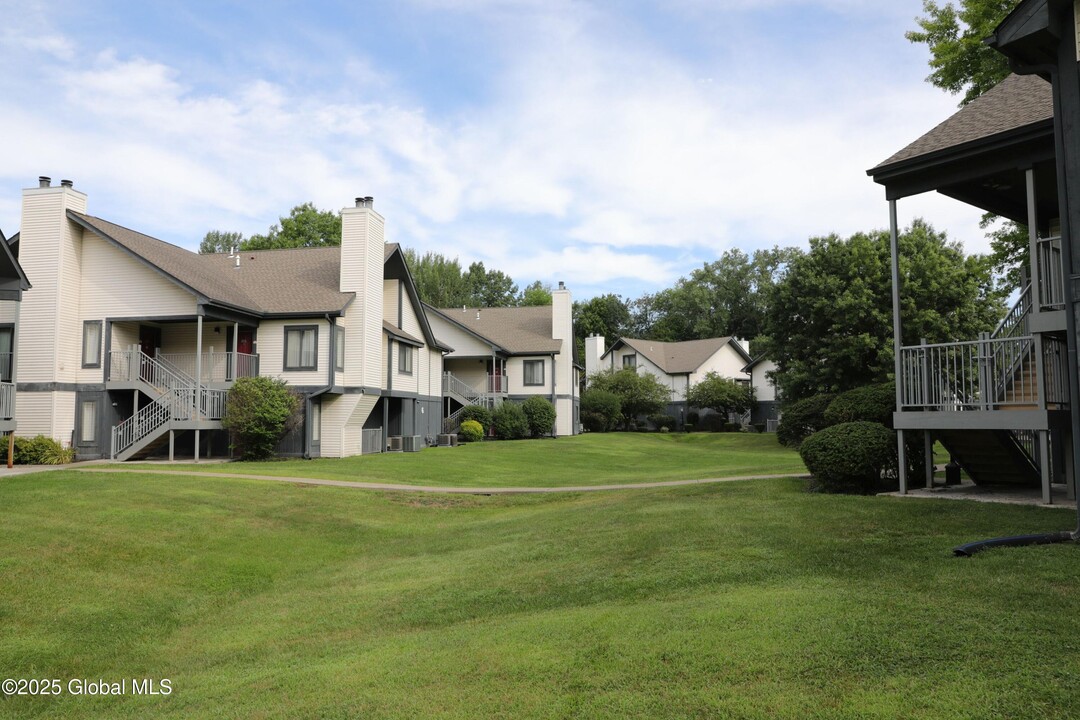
154,352 -> 259,383
1036,236 -> 1065,311
899,334 -> 1068,411
487,374 -> 507,394
0,382 -> 13,420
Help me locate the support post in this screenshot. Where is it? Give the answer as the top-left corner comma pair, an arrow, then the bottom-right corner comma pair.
889,200 -> 907,494
924,431 -> 934,490
169,430 -> 174,462
232,322 -> 239,380
1040,430 -> 1052,505
195,314 -> 203,418
194,429 -> 200,463
1026,167 -> 1041,308
7,431 -> 13,469
919,338 -> 930,409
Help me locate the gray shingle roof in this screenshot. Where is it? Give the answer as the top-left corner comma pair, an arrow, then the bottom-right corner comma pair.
433,305 -> 561,354
70,212 -> 358,315
611,336 -> 746,374
871,73 -> 1052,171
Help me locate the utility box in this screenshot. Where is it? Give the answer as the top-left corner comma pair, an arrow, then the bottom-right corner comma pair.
388,436 -> 403,452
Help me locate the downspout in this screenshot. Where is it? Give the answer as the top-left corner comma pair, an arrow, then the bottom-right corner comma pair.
302,313 -> 337,459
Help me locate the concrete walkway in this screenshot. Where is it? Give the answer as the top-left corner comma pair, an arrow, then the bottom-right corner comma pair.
74,467 -> 808,494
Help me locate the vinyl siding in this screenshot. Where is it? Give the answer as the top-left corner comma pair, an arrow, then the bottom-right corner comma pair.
383,279 -> 399,325
428,312 -> 496,357
507,355 -> 552,395
339,206 -> 384,389
688,345 -> 750,386
444,358 -> 488,392
751,359 -> 779,402
320,393 -> 379,457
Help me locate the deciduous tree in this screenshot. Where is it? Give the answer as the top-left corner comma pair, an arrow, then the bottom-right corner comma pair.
587,368 -> 670,430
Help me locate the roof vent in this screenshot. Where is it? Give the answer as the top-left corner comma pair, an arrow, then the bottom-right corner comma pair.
354,196 -> 375,208
476,310 -> 481,320
38,176 -> 51,188
60,179 -> 73,188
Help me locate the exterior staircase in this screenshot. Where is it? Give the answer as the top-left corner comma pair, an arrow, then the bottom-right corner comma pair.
109,349 -> 227,460
441,372 -> 504,433
899,283 -> 1065,488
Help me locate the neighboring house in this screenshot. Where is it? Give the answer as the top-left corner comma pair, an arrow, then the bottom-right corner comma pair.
743,356 -> 779,428
584,335 -> 752,424
867,1 -> 1080,501
0,227 -> 31,439
424,284 -> 580,437
12,178 -> 447,460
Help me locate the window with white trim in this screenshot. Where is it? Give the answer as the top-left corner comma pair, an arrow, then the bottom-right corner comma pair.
82,321 -> 102,368
398,344 -> 413,374
622,353 -> 637,369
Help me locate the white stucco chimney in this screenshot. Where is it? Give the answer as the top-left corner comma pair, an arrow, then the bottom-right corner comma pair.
584,334 -> 605,384
340,196 -> 385,388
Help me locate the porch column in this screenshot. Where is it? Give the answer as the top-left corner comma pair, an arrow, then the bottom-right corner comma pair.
232,322 -> 239,379
1026,167 -> 1040,306
889,200 -> 908,493
195,314 -> 203,411
169,430 -> 174,462
1039,430 -> 1052,505
924,432 -> 934,490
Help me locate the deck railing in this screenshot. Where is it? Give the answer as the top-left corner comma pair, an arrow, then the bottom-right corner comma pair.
899,334 -> 1068,411
0,382 -> 13,419
156,351 -> 259,382
362,428 -> 384,454
1036,235 -> 1065,311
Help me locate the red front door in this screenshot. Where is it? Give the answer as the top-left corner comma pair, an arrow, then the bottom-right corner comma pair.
237,330 -> 254,355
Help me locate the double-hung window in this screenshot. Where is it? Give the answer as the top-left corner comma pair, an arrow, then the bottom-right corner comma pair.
622,353 -> 637,369
398,344 -> 413,374
524,359 -> 544,386
284,326 -> 318,371
334,327 -> 345,371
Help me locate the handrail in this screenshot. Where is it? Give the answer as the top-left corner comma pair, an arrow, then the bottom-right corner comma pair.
0,382 -> 13,420
992,284 -> 1030,340
899,334 -> 1069,411
156,351 -> 259,382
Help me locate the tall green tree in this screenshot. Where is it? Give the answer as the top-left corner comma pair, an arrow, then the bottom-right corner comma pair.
906,0 -> 1019,106
761,220 -> 1005,403
518,281 -> 552,306
587,368 -> 671,429
199,230 -> 244,254
243,202 -> 342,250
466,262 -> 518,307
403,249 -> 473,308
629,247 -> 798,343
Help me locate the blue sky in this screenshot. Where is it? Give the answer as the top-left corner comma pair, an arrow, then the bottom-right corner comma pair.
0,0 -> 985,300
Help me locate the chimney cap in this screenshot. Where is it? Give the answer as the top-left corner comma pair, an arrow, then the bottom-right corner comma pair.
38,176 -> 51,188
558,281 -> 566,290
60,179 -> 73,188
354,196 -> 375,208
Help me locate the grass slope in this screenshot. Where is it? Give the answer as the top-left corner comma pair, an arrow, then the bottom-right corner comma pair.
122,433 -> 808,487
2,469 -> 1079,718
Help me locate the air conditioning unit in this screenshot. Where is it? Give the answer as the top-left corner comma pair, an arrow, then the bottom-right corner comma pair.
402,435 -> 422,452
388,436 -> 403,452
437,433 -> 455,447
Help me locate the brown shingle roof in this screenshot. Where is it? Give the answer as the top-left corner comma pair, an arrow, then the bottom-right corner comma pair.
871,73 -> 1052,171
70,212 -> 356,315
612,336 -> 746,374
433,305 -> 561,354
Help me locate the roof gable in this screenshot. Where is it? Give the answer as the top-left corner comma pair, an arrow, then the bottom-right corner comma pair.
430,305 -> 560,354
604,336 -> 750,374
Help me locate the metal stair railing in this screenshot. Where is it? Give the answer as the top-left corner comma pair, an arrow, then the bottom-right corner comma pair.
109,349 -> 228,458
443,372 -> 485,406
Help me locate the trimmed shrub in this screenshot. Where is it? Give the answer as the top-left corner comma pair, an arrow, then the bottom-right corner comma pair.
458,420 -> 484,443
659,426 -> 670,433
776,393 -> 834,448
521,396 -> 557,437
460,405 -> 493,430
824,382 -> 896,428
723,422 -> 741,433
580,389 -> 621,432
799,421 -> 896,494
687,411 -> 700,426
648,414 -> 677,431
0,435 -> 74,465
223,376 -> 302,460
699,413 -> 726,432
492,402 -> 529,440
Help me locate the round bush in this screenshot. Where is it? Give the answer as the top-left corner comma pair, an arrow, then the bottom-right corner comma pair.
799,421 -> 896,494
492,402 -> 529,440
824,382 -> 896,428
223,376 -> 302,460
460,405 -> 493,429
521,396 -> 557,437
580,389 -> 621,432
458,420 -> 484,443
648,414 -> 677,431
776,393 -> 834,448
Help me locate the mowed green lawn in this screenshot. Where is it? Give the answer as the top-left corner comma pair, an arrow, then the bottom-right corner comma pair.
123,432 -> 809,487
2,460 -> 1080,718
